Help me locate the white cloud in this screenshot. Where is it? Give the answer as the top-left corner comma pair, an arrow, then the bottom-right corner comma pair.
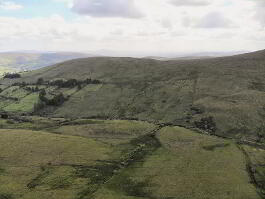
195,12 -> 235,28
72,0 -> 143,18
0,1 -> 23,10
252,0 -> 265,27
0,0 -> 264,55
170,0 -> 210,7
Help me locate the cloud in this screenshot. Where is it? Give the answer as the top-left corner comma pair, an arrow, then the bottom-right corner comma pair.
195,12 -> 235,28
160,18 -> 173,29
253,0 -> 265,27
170,0 -> 210,7
53,0 -> 73,8
0,1 -> 23,10
0,0 -> 264,54
72,0 -> 143,18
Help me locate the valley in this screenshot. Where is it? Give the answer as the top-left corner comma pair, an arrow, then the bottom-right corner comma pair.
0,52 -> 92,74
0,50 -> 264,198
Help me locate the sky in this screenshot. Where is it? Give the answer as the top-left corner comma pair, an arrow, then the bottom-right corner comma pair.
0,0 -> 264,56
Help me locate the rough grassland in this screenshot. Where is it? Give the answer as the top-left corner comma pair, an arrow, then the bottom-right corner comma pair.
0,129 -> 113,199
93,126 -> 260,199
50,119 -> 157,144
241,145 -> 265,196
1,50 -> 264,140
0,120 -> 261,199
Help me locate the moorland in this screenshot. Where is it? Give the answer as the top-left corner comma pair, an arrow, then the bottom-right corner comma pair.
0,50 -> 264,199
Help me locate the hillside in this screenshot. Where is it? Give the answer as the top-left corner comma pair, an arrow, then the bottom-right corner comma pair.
0,50 -> 265,198
0,50 -> 265,142
0,119 -> 262,199
0,52 -> 93,74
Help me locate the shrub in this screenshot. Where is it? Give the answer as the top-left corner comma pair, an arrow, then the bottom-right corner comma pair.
62,79 -> 78,88
3,73 -> 21,79
39,89 -> 47,102
46,93 -> 66,106
49,79 -> 64,87
1,113 -> 8,119
190,106 -> 204,115
36,78 -> 44,85
194,116 -> 217,133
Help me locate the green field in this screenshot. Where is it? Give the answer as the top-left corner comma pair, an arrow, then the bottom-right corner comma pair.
0,119 -> 263,199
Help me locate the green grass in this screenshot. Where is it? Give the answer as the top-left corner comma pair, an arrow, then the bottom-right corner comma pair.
151,127 -> 259,199
41,124 -> 261,199
0,119 -> 262,199
0,117 -> 64,130
3,93 -> 39,112
241,145 -> 265,197
51,119 -> 157,142
0,129 -> 114,199
94,126 -> 260,199
0,119 -> 158,199
0,86 -> 20,97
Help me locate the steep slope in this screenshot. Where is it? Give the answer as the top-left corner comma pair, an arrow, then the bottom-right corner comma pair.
1,49 -> 265,141
0,52 -> 93,74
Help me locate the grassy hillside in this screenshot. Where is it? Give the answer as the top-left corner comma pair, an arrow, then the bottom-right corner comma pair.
0,50 -> 264,199
0,118 -> 262,199
0,50 -> 265,142
0,52 -> 91,74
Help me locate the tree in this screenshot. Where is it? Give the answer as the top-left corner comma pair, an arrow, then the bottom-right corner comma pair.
39,89 -> 47,102
36,78 -> 44,85
46,93 -> 66,106
3,73 -> 21,79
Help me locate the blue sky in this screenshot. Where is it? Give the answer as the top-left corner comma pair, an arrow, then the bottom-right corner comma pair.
0,0 -> 264,56
0,0 -> 75,19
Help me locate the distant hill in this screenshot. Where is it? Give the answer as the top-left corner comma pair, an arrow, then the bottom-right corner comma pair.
0,49 -> 265,142
144,56 -> 214,61
144,51 -> 248,61
0,51 -> 95,74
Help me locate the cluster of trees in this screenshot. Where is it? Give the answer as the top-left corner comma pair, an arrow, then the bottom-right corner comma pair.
3,73 -> 21,79
39,89 -> 66,106
36,78 -> 101,88
34,89 -> 67,112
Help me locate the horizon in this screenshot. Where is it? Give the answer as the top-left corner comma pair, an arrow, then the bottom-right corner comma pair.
0,49 -> 254,58
0,0 -> 264,55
